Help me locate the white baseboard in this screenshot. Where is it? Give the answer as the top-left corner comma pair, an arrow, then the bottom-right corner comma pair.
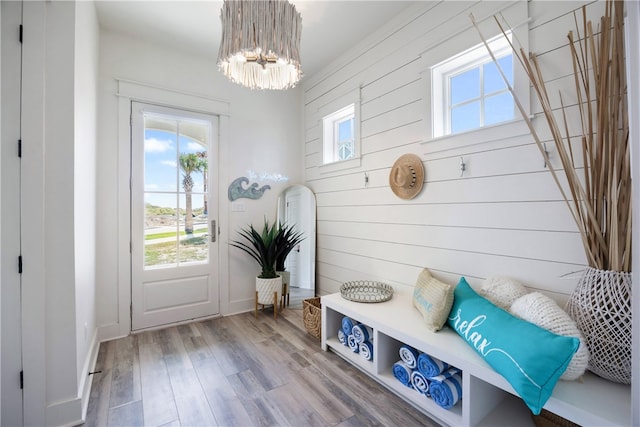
79,329 -> 101,422
226,297 -> 255,316
98,322 -> 129,342
44,328 -> 100,427
45,396 -> 82,427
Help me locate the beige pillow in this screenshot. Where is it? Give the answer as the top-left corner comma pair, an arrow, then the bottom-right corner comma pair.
510,292 -> 589,381
412,268 -> 454,332
479,275 -> 529,310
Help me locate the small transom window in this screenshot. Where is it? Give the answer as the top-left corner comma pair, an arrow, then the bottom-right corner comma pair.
432,33 -> 515,137
323,104 -> 355,164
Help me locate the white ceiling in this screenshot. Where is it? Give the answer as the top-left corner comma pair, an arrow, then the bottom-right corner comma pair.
94,0 -> 418,80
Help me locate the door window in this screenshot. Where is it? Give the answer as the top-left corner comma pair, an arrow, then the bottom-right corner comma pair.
143,114 -> 210,268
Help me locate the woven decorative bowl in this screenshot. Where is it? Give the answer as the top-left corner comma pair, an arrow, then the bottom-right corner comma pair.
340,281 -> 394,303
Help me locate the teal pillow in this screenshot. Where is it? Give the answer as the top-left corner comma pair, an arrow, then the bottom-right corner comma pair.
447,278 -> 579,414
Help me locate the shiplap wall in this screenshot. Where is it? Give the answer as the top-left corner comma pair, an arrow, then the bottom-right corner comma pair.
303,0 -> 605,304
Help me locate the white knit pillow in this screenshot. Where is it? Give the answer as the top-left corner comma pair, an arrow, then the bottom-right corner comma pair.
479,275 -> 529,310
510,292 -> 590,381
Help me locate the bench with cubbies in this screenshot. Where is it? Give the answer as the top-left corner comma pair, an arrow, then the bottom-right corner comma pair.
321,285 -> 631,426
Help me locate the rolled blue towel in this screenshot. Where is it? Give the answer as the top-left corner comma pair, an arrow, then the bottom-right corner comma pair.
342,317 -> 355,336
392,361 -> 413,387
351,323 -> 371,343
429,372 -> 462,410
410,370 -> 430,396
347,334 -> 359,353
359,341 -> 373,361
399,345 -> 420,369
430,367 -> 462,382
417,353 -> 450,378
337,329 -> 347,345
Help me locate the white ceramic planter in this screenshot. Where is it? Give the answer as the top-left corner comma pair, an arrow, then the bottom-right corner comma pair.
277,270 -> 291,308
255,276 -> 282,305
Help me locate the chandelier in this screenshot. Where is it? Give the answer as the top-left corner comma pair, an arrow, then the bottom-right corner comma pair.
217,0 -> 303,90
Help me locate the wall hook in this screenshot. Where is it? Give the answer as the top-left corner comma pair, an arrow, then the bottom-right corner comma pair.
459,157 -> 466,177
543,143 -> 549,168
364,172 -> 369,187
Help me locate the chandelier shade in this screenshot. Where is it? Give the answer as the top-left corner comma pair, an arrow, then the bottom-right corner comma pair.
218,0 -> 302,90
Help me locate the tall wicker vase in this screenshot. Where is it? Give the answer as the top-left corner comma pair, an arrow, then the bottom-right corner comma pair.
565,267 -> 632,384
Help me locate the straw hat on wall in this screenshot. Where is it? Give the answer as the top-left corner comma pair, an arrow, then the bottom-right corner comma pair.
389,154 -> 424,200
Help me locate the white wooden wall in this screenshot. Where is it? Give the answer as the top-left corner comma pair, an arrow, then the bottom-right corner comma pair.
303,0 -> 606,304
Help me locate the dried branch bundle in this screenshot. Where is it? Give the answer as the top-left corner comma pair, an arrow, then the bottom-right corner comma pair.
472,0 -> 631,272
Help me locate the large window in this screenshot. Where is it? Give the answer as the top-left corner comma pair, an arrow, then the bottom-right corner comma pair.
432,33 -> 515,137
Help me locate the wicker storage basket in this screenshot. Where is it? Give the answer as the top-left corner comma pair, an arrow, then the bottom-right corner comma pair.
531,409 -> 580,427
303,297 -> 321,339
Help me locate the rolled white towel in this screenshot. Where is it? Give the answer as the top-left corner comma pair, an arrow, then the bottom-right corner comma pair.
337,329 -> 347,345
347,334 -> 359,353
352,323 -> 373,344
399,345 -> 420,369
410,370 -> 430,396
359,341 -> 373,361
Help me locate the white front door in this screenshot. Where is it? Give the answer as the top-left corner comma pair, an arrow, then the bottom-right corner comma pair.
131,102 -> 219,331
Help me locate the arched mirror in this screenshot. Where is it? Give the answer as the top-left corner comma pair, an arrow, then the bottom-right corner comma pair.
277,185 -> 316,297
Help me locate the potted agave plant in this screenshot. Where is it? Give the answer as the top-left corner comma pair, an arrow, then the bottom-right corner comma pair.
230,218 -> 286,318
275,222 -> 305,307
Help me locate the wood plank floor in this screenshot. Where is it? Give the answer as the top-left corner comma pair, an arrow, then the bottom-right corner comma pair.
83,303 -> 441,427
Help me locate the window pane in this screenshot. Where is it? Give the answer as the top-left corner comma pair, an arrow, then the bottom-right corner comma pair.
335,116 -> 354,161
144,192 -> 178,269
451,101 -> 480,133
451,68 -> 480,105
484,92 -> 514,126
484,54 -> 513,94
337,118 -> 353,142
144,126 -> 178,193
338,140 -> 353,160
178,130 -> 207,192
180,193 -> 209,264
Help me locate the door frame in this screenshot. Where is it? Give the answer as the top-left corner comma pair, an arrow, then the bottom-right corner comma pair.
108,79 -> 230,339
1,2 -> 25,424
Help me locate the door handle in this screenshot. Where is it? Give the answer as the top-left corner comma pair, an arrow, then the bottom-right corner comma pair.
211,220 -> 216,242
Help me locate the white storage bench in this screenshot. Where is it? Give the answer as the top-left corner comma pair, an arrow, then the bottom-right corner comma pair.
321,286 -> 631,426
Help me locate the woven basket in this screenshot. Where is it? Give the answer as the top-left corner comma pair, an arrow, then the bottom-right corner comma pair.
565,267 -> 632,384
303,297 -> 321,339
531,409 -> 580,427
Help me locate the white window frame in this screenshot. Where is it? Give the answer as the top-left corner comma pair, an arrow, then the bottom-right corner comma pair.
318,87 -> 361,173
432,33 -> 514,137
323,104 -> 355,163
418,1 -> 530,146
